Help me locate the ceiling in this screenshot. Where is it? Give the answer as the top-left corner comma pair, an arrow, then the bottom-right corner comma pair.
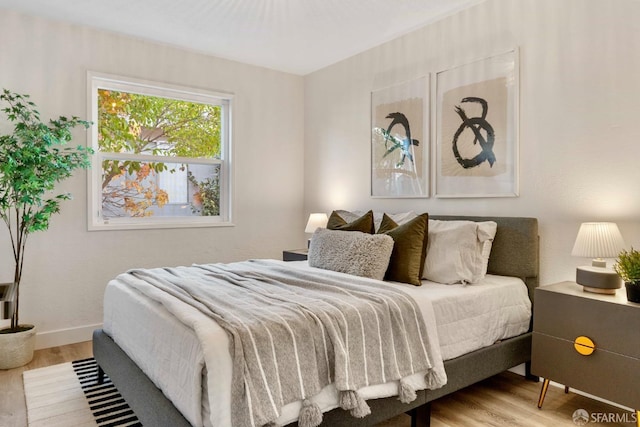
0,0 -> 483,75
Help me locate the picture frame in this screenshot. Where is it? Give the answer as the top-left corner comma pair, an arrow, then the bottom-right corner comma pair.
371,76 -> 429,198
435,49 -> 519,198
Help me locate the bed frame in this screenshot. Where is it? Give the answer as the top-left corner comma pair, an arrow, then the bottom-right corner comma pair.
93,215 -> 539,427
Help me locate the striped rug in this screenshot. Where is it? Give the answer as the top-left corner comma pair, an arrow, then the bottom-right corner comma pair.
23,357 -> 142,427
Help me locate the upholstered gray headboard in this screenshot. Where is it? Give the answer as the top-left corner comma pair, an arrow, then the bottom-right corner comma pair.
430,215 -> 540,304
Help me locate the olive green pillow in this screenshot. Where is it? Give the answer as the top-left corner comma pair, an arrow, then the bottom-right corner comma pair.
378,212 -> 429,286
327,210 -> 375,234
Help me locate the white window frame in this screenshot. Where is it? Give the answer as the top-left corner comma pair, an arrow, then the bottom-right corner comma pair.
87,72 -> 233,230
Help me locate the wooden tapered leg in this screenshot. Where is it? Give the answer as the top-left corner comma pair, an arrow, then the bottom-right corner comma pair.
537,378 -> 550,409
564,386 -> 569,394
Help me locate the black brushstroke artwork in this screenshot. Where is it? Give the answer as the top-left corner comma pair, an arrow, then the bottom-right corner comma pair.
381,112 -> 420,167
452,97 -> 496,169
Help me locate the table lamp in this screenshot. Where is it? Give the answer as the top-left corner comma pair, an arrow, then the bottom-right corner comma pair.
305,213 -> 328,247
571,222 -> 625,294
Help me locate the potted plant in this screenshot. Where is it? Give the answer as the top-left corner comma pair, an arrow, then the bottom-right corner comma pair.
614,247 -> 640,303
0,89 -> 92,369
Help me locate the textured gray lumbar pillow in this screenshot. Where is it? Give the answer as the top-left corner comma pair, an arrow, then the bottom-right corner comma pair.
308,228 -> 394,281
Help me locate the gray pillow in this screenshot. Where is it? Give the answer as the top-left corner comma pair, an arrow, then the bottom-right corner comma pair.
308,228 -> 394,281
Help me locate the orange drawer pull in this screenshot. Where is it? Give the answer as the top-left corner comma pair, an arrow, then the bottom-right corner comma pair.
574,336 -> 595,356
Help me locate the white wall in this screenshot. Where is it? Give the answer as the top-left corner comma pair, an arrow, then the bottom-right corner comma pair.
4,0 -> 640,348
0,10 -> 305,347
304,0 -> 640,287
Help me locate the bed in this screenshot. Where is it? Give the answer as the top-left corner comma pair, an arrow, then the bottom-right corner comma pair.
93,215 -> 539,427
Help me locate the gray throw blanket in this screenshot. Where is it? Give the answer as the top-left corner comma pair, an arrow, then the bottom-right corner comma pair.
125,259 -> 446,427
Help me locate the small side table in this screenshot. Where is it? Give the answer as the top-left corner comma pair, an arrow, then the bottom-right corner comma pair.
532,281 -> 640,425
283,249 -> 308,261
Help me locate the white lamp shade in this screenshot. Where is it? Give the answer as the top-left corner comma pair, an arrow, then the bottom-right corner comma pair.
305,213 -> 328,233
571,222 -> 626,258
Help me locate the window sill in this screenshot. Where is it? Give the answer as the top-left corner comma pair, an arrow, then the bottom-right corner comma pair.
88,219 -> 235,231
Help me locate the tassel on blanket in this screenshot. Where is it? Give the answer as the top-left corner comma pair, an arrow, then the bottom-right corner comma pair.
298,399 -> 323,427
339,390 -> 359,410
339,390 -> 371,417
425,367 -> 447,389
398,378 -> 417,403
348,391 -> 371,418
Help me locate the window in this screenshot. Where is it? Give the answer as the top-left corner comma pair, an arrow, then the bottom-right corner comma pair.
88,73 -> 232,230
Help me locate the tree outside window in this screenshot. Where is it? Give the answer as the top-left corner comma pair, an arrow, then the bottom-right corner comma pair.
89,74 -> 231,229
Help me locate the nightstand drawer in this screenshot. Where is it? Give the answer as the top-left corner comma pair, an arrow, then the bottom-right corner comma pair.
532,332 -> 640,409
534,285 -> 640,358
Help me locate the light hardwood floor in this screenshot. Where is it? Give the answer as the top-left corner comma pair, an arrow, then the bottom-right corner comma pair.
0,340 -> 93,427
1,341 -> 635,426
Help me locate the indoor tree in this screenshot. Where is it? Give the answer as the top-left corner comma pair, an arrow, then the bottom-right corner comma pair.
0,89 -> 92,331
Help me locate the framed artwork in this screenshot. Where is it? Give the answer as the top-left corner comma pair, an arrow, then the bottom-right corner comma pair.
435,49 -> 519,197
371,76 -> 429,198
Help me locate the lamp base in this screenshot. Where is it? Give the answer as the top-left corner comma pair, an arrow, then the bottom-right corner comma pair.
576,266 -> 622,294
582,285 -> 617,295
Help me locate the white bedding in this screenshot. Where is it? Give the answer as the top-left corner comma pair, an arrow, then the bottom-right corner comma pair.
400,274 -> 532,360
103,260 -> 531,427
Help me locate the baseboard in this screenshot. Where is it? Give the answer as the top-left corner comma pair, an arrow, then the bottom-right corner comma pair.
35,323 -> 103,350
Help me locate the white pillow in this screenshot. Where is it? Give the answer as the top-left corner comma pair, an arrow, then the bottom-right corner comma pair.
334,210 -> 417,232
422,220 -> 497,284
308,228 -> 394,280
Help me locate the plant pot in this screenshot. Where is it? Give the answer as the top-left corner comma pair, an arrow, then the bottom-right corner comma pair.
0,324 -> 36,369
625,281 -> 640,304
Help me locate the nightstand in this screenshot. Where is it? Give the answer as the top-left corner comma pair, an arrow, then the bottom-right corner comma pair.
282,249 -> 308,261
532,281 -> 640,423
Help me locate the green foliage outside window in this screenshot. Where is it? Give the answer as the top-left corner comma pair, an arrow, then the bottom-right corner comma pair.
188,170 -> 220,216
98,89 -> 221,218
